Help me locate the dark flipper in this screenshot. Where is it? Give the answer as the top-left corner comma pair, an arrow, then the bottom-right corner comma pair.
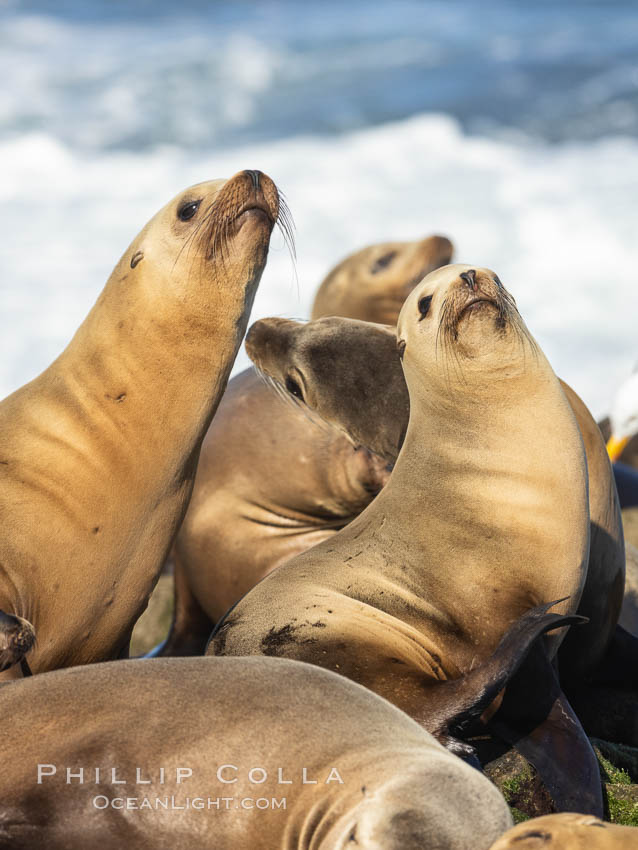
0,611 -> 35,674
427,599 -> 585,752
424,600 -> 603,814
489,640 -> 604,816
146,555 -> 214,658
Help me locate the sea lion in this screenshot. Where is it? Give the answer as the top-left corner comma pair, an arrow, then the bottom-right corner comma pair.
242,313 -> 626,683
162,366 -> 393,656
161,235 -> 449,656
0,169 -> 283,679
488,813 -> 638,849
0,656 -> 513,850
210,265 -> 601,814
311,234 -> 454,323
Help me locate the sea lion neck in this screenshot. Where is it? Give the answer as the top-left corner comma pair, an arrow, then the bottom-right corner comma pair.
374,356 -> 570,542
43,244 -> 263,473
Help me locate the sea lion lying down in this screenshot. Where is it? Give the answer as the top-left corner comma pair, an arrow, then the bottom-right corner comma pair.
0,656 -> 512,850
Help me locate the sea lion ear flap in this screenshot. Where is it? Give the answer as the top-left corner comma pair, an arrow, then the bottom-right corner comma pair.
427,600 -> 587,753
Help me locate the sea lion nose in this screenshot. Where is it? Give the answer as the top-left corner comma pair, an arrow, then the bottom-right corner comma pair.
244,170 -> 262,190
460,269 -> 477,291
245,318 -> 293,367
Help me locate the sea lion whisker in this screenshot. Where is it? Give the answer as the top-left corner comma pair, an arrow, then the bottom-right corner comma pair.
275,191 -> 298,295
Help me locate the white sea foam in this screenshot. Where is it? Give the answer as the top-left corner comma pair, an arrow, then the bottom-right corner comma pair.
1,113 -> 636,416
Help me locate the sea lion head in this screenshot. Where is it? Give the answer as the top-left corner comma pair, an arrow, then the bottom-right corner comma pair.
489,812 -> 628,848
312,234 -> 454,324
397,263 -> 537,397
117,170 -> 292,320
245,316 -> 409,462
322,759 -> 512,850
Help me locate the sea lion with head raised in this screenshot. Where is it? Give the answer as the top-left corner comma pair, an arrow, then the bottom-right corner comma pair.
489,813 -> 638,849
0,169 -> 283,679
244,313 -> 627,687
210,265 -> 602,814
311,234 -> 453,323
0,656 -> 514,850
159,234 -> 450,656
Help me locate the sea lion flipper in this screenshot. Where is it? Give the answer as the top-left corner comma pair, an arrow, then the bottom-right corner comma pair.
426,601 -> 603,814
489,642 -> 604,816
429,600 -> 585,744
0,611 -> 35,674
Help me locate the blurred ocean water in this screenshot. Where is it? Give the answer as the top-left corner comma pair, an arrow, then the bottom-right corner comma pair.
1,0 -> 637,414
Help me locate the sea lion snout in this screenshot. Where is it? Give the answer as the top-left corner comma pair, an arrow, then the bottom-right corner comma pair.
448,267 -> 517,332
243,169 -> 262,190
227,169 -> 280,226
460,268 -> 477,290
245,317 -> 297,376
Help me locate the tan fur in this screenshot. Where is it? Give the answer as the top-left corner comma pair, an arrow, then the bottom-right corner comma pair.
245,315 -> 624,680
311,235 -> 453,323
163,236 -> 450,653
0,656 -> 512,850
171,368 -> 388,631
489,813 -> 638,848
0,170 -> 278,677
209,265 -> 589,728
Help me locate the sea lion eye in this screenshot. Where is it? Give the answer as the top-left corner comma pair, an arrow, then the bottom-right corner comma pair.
371,251 -> 397,274
177,200 -> 201,221
418,295 -> 432,320
285,376 -> 304,401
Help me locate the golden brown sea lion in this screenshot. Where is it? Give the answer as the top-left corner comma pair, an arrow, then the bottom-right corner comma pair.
0,169 -> 282,679
242,313 -> 625,685
161,235 -> 449,656
489,813 -> 638,849
210,265 -> 601,813
311,234 -> 453,323
0,656 -> 513,850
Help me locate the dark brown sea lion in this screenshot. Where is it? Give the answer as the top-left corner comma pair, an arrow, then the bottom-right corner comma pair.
161,366 -> 391,655
210,264 -> 602,814
0,169 -> 282,679
161,235 -> 450,656
0,656 -> 513,850
311,234 -> 453,323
